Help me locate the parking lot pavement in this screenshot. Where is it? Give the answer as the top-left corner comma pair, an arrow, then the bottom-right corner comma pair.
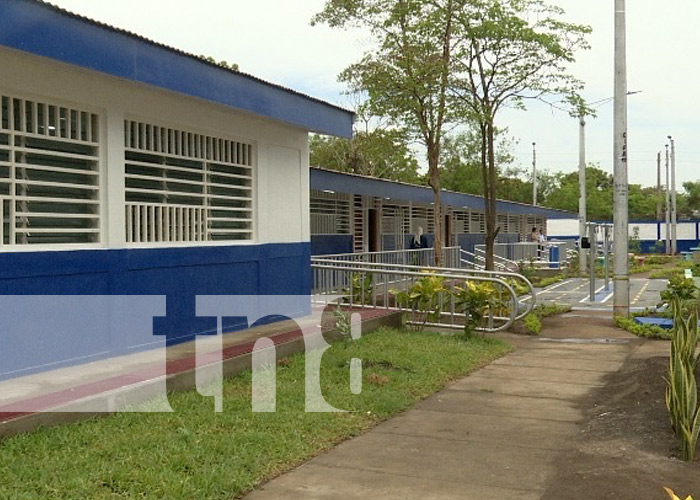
534,278 -> 666,310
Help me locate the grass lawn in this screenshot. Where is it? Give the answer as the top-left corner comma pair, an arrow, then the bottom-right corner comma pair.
0,327 -> 511,500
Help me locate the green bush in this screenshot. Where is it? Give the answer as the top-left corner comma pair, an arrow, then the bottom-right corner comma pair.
523,313 -> 542,335
453,281 -> 499,338
615,315 -> 672,340
649,267 -> 686,280
394,274 -> 448,332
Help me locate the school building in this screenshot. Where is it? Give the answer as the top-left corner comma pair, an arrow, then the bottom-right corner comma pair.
0,0 -> 353,379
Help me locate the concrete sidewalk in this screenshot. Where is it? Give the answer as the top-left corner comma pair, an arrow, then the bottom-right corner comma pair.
244,312 -> 643,499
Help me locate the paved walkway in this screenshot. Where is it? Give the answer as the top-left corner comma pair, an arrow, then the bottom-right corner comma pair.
244,311 -> 654,499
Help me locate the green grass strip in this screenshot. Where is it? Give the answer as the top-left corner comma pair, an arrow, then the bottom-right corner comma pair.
0,328 -> 510,499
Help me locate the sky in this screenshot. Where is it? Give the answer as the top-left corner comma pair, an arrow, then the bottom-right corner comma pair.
50,0 -> 700,190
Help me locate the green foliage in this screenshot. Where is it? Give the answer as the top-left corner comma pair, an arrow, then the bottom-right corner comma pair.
310,129 -> 420,183
348,272 -> 374,305
533,302 -> 572,319
646,254 -> 675,265
542,166 -> 664,221
629,226 -> 642,254
665,298 -> 700,461
649,267 -> 686,280
523,313 -> 542,335
659,276 -> 699,309
453,281 -> 499,338
615,315 -> 672,340
334,305 -> 352,336
394,274 -> 448,331
0,327 -> 511,499
531,274 -> 566,288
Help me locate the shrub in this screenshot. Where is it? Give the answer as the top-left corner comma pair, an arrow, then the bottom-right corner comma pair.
347,272 -> 374,305
523,313 -> 542,335
615,315 -> 672,340
649,267 -> 685,280
453,281 -> 499,338
394,274 -> 448,332
659,275 -> 698,310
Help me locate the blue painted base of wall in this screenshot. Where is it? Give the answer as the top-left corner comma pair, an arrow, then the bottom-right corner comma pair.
311,235 -> 353,255
0,242 -> 311,380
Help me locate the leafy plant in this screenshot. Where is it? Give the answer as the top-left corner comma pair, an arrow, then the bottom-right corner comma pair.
453,281 -> 498,338
665,297 -> 700,461
628,226 -> 642,254
615,315 -> 672,340
334,305 -> 352,337
523,313 -> 542,335
659,275 -> 698,311
394,274 -> 448,332
347,272 -> 374,305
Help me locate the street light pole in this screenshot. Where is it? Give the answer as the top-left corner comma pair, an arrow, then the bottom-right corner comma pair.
532,142 -> 537,206
613,0 -> 629,317
578,115 -> 587,273
656,152 -> 662,221
665,143 -> 671,254
668,136 -> 677,254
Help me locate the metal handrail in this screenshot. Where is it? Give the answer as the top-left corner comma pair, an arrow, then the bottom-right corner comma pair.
311,261 -> 520,333
312,257 -> 536,321
460,249 -> 512,272
315,245 -> 461,260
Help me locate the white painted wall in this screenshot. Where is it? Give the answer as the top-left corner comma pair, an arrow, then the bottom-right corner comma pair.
0,47 -> 310,249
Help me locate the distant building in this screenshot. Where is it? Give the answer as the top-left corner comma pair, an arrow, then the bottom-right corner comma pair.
309,167 -> 573,255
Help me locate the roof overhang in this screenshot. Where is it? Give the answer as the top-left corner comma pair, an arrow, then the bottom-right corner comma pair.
0,0 -> 354,138
310,168 -> 576,219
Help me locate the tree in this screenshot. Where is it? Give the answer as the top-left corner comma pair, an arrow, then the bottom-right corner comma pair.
542,165 -> 661,221
313,0 -> 465,266
681,181 -> 700,217
310,129 -> 420,183
545,166 -> 613,220
440,128 -> 555,205
451,0 -> 590,269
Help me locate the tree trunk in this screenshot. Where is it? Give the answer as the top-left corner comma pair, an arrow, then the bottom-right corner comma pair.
485,119 -> 499,270
427,143 -> 443,267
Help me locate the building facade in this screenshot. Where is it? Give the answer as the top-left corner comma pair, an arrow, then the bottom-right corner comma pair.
0,0 -> 353,379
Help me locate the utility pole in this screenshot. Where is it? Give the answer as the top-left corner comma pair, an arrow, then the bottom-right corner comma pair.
532,142 -> 537,206
668,136 -> 677,254
665,143 -> 671,254
656,152 -> 662,221
578,115 -> 587,273
613,0 -> 629,317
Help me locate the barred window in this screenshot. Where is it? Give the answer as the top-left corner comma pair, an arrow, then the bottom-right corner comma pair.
411,205 -> 434,234
124,120 -> 254,243
310,189 -> 350,234
0,95 -> 100,246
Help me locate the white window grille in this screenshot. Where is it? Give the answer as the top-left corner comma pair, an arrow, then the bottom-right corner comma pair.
470,211 -> 485,233
124,120 -> 254,243
411,205 -> 434,234
452,210 -> 471,234
0,94 -> 100,246
310,189 -> 350,234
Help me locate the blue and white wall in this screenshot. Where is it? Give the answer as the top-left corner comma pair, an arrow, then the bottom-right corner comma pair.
0,46 -> 315,379
548,218 -> 700,253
